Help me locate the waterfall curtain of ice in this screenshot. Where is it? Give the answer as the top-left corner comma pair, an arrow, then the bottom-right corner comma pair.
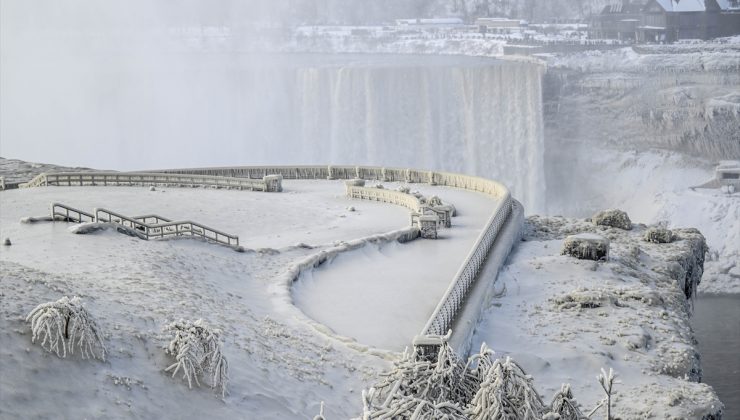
248,56 -> 546,213
2,54 -> 546,212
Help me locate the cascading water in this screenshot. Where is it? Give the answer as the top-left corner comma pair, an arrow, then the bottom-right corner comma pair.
2,53 -> 546,212
248,55 -> 547,213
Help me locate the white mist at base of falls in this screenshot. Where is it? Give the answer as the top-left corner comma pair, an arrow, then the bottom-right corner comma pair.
2,54 -> 546,212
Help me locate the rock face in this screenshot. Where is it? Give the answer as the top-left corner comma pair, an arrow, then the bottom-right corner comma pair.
519,215 -> 720,419
663,228 -> 709,300
561,233 -> 610,261
592,209 -> 632,230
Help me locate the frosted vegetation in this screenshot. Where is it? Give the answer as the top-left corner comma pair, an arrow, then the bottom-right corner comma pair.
26,296 -> 106,361
164,319 -> 229,398
360,342 -> 616,420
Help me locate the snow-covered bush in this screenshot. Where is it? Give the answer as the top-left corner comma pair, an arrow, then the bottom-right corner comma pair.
362,342 -> 547,420
26,296 -> 107,361
427,195 -> 443,207
466,356 -> 545,420
396,185 -> 411,194
163,319 -> 229,397
592,209 -> 632,230
545,384 -> 584,420
561,233 -> 610,261
643,227 -> 675,243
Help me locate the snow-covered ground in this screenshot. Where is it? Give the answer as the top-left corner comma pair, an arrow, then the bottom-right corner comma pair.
547,148 -> 740,294
294,184 -> 497,351
471,215 -> 723,419
0,180 -> 494,418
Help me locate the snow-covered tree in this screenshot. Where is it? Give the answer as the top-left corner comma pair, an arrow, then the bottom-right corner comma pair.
545,384 -> 585,420
466,356 -> 545,420
163,318 -> 229,398
26,296 -> 107,361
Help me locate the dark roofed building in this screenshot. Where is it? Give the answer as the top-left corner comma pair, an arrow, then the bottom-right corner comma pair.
591,1 -> 645,40
593,0 -> 740,42
639,0 -> 723,42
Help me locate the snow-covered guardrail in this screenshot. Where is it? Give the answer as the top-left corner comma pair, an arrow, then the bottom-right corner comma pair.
419,195 -> 512,336
94,208 -> 239,248
345,186 -> 423,213
155,165 -> 520,356
20,172 -> 282,192
51,203 -> 96,223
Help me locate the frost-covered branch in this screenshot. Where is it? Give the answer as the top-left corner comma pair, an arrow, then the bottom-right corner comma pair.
26,296 -> 107,361
361,342 -> 548,420
546,384 -> 586,420
595,368 -> 616,420
163,319 -> 229,397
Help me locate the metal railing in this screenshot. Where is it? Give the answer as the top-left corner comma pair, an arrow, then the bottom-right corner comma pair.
94,208 -> 239,247
51,203 -> 96,223
154,165 -> 516,348
30,164 -> 517,352
132,214 -> 172,224
20,172 -> 281,192
345,186 -> 423,213
420,194 -> 512,337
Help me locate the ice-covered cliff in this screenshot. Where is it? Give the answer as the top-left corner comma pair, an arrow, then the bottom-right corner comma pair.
543,46 -> 740,160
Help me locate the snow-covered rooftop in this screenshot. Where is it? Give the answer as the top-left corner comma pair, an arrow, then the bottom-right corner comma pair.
655,0 -> 708,12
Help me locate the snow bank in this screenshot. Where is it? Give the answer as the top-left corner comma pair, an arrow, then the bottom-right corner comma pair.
471,215 -> 722,419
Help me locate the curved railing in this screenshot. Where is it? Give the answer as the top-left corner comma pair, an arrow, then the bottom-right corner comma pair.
20,164 -> 518,353
345,185 -> 423,213
153,165 -> 518,352
20,171 -> 282,192
422,195 -> 512,336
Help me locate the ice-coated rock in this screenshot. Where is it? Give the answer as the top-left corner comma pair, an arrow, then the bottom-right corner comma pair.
561,233 -> 610,261
592,209 -> 632,230
644,227 -> 675,244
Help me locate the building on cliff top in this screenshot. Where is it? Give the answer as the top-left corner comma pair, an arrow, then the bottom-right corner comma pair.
592,0 -> 740,42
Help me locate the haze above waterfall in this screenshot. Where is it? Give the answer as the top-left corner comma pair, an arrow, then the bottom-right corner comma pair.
2,50 -> 546,212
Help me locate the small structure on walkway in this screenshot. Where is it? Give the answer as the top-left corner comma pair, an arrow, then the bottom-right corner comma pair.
691,160 -> 740,192
418,215 -> 439,239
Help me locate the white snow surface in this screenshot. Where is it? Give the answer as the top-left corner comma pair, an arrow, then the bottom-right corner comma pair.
471,216 -> 724,419
0,180 -> 493,418
548,148 -> 740,294
293,184 -> 498,351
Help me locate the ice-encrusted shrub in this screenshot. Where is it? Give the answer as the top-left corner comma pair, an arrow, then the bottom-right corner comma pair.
427,195 -> 443,207
644,227 -> 675,243
546,384 -> 584,420
26,296 -> 107,361
561,233 -> 610,261
467,356 -> 545,420
361,342 -> 547,420
164,319 -> 229,397
592,209 -> 632,230
396,185 -> 411,194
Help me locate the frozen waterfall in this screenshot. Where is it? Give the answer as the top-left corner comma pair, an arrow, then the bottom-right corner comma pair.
2,53 -> 546,212
247,55 -> 546,213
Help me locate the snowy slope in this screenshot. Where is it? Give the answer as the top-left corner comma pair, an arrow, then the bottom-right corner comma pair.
471,216 -> 723,419
0,180 -> 495,418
